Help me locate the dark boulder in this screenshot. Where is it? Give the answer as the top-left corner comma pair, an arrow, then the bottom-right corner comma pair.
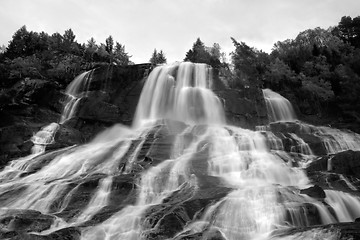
0,209 -> 55,237
307,150 -> 360,178
300,185 -> 326,199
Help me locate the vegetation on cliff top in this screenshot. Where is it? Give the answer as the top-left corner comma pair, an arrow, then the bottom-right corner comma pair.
229,16 -> 360,127
0,15 -> 360,127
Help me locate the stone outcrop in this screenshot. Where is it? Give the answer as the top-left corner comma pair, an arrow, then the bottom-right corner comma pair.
0,209 -> 56,239
0,79 -> 63,164
300,185 -> 326,199
307,150 -> 360,178
1,63 -> 272,165
0,64 -> 152,166
214,87 -> 268,129
272,221 -> 360,240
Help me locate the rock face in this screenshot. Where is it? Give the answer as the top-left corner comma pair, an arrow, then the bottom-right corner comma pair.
60,64 -> 152,141
307,150 -> 360,178
0,64 -> 152,166
300,185 -> 326,199
0,64 -> 271,165
0,79 -> 63,164
2,63 -> 360,240
215,87 -> 268,129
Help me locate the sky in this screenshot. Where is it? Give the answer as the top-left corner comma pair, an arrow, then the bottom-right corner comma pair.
1,0 -> 360,64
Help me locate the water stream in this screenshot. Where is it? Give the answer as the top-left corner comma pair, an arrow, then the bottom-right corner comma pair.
1,63 -> 360,239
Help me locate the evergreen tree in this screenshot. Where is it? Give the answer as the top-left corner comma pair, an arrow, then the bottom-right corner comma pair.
105,35 -> 114,54
184,38 -> 224,69
63,28 -> 75,43
157,50 -> 167,64
184,38 -> 211,64
149,49 -> 158,64
113,42 -> 131,65
5,25 -> 30,58
149,49 -> 167,65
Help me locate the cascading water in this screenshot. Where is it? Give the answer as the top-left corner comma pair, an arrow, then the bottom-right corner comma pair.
263,88 -> 297,122
261,88 -> 360,156
28,70 -> 93,155
60,70 -> 94,123
31,122 -> 60,154
133,62 -> 225,127
1,62 -> 360,240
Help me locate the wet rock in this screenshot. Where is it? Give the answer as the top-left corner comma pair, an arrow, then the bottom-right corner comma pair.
53,174 -> 104,221
86,174 -> 138,226
141,178 -> 231,239
19,146 -> 78,177
300,185 -> 326,199
30,227 -> 81,240
272,222 -> 360,240
307,150 -> 360,178
62,117 -> 109,142
0,209 -> 55,237
215,88 -> 268,130
0,64 -> 151,164
175,228 -> 227,240
47,124 -> 84,150
2,227 -> 81,240
307,171 -> 360,192
77,98 -> 122,124
203,229 -> 227,240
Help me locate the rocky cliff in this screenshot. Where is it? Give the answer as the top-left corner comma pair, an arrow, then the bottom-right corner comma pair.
0,63 -> 268,166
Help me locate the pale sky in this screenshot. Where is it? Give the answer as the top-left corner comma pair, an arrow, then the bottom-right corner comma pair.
1,0 -> 360,63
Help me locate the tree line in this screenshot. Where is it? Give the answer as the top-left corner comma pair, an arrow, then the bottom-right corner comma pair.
1,15 -> 359,122
0,26 -> 136,87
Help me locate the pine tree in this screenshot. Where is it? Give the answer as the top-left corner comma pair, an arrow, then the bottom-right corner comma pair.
149,49 -> 167,65
114,42 -> 131,65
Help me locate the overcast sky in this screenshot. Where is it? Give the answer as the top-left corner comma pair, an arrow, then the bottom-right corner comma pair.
1,0 -> 360,63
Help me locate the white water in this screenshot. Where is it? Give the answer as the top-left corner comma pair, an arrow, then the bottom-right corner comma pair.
262,88 -> 360,156
133,62 -> 225,127
1,63 -> 360,240
288,133 -> 313,155
60,70 -> 94,123
325,189 -> 360,222
316,126 -> 360,154
27,70 -> 94,156
31,122 -> 60,154
263,88 -> 297,122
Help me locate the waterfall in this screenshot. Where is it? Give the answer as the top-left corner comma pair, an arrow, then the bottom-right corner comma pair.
31,122 -> 60,154
324,190 -> 360,222
133,62 -> 225,127
263,88 -> 297,122
262,88 -> 360,155
60,70 -> 94,123
2,63 -> 360,240
27,70 -> 93,156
